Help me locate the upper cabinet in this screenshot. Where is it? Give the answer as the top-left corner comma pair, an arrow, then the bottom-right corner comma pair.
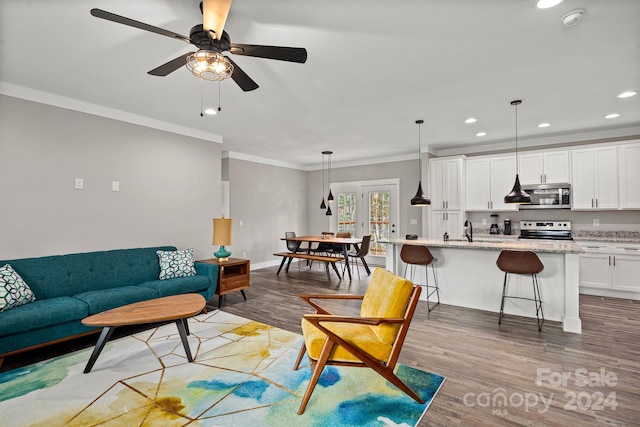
519,150 -> 570,185
618,141 -> 640,209
465,155 -> 517,211
429,156 -> 464,211
571,146 -> 618,210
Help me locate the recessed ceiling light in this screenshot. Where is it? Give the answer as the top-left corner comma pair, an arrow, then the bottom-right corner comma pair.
538,122 -> 551,128
618,91 -> 637,98
204,108 -> 217,115
605,113 -> 620,119
537,0 -> 563,9
561,8 -> 586,26
476,132 -> 487,137
465,118 -> 477,124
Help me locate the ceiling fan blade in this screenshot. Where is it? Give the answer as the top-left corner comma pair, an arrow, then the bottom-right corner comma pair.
226,57 -> 259,92
229,44 -> 307,63
90,8 -> 190,44
202,0 -> 232,41
148,52 -> 193,76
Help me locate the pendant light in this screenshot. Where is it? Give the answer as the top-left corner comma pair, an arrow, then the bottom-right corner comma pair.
320,151 -> 326,209
326,151 -> 334,203
504,100 -> 532,204
325,151 -> 334,215
410,119 -> 431,206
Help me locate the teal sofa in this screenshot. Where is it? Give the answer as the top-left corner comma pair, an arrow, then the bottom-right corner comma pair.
0,246 -> 218,364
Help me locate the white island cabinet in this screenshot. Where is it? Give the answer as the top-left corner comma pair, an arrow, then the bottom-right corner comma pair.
384,238 -> 583,333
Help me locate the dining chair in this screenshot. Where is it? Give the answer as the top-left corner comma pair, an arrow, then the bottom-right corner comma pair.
293,268 -> 424,414
328,231 -> 352,256
342,234 -> 371,279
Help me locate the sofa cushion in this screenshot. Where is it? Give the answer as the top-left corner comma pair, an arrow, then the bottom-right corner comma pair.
0,297 -> 88,337
74,286 -> 159,315
157,249 -> 196,280
138,276 -> 210,298
0,264 -> 36,312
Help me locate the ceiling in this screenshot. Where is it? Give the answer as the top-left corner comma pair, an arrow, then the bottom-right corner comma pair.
1,0 -> 639,168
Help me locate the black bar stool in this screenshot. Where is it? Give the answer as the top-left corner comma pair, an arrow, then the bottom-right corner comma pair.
496,250 -> 544,331
400,244 -> 439,312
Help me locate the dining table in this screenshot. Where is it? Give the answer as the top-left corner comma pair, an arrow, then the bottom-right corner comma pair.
281,235 -> 371,281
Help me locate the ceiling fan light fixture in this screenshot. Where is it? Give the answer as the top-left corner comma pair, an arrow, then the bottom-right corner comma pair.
186,50 -> 233,81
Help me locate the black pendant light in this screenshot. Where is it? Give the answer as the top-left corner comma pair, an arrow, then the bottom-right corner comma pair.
410,119 -> 431,206
504,100 -> 532,204
320,151 -> 327,209
326,151 -> 334,204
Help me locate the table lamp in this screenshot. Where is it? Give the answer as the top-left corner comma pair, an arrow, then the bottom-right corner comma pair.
212,217 -> 232,261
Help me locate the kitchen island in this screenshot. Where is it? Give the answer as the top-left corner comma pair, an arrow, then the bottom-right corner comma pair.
383,238 -> 584,333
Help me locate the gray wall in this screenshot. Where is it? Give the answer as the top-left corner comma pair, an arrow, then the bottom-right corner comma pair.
226,158 -> 307,267
0,95 -> 222,260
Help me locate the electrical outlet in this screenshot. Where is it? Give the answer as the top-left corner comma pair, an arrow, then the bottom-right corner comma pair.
240,220 -> 244,227
482,218 -> 487,225
112,181 -> 120,192
593,219 -> 600,226
242,251 -> 247,258
74,178 -> 84,190
410,219 -> 418,225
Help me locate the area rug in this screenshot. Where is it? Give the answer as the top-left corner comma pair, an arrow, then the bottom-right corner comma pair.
0,311 -> 445,427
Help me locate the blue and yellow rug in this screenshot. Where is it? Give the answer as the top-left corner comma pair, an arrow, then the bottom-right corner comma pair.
0,311 -> 445,426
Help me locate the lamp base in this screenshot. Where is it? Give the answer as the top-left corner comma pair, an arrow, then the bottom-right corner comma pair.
214,245 -> 231,262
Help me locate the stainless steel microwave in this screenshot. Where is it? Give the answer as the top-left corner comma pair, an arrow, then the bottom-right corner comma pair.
518,183 -> 571,209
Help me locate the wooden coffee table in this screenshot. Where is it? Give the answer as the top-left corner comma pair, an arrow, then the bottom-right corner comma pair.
81,293 -> 206,373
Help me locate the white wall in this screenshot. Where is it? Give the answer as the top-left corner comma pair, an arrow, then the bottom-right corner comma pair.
0,95 -> 222,260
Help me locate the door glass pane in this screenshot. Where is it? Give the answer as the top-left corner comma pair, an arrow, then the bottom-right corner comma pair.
369,191 -> 390,256
337,192 -> 357,236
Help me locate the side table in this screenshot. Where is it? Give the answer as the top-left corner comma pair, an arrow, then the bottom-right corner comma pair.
198,258 -> 250,307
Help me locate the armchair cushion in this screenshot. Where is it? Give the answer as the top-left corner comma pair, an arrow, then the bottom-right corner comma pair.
301,319 -> 393,363
360,268 -> 413,344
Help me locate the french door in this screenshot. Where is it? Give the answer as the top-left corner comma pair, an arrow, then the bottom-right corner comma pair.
331,181 -> 398,264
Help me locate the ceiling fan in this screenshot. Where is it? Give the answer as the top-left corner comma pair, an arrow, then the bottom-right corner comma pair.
90,0 -> 307,92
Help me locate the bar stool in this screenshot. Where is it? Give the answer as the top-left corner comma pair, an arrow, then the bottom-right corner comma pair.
400,244 -> 439,312
496,250 -> 544,331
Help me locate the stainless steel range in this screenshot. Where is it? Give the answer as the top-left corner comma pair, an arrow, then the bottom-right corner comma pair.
519,221 -> 573,241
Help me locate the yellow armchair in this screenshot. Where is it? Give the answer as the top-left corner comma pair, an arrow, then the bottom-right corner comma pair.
293,268 -> 424,414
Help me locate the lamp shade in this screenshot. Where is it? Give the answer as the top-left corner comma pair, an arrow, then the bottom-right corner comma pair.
212,218 -> 233,246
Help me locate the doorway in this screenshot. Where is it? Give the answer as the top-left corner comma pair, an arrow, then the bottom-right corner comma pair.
330,179 -> 399,265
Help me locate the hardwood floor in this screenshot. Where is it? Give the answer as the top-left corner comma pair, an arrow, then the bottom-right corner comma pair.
3,262 -> 639,426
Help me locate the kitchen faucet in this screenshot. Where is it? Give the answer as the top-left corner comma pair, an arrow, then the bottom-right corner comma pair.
464,220 -> 473,242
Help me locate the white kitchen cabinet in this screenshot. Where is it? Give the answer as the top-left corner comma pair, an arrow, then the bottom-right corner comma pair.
571,146 -> 618,210
429,156 -> 464,211
465,155 -> 517,211
430,210 -> 463,240
618,141 -> 640,209
579,242 -> 640,298
519,150 -> 570,185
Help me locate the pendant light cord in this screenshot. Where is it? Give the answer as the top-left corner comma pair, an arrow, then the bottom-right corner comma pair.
515,102 -> 519,174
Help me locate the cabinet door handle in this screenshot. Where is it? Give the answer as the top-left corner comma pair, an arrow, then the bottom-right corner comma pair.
541,174 -> 544,183
591,199 -> 594,208
621,247 -> 639,251
596,198 -> 599,208
443,201 -> 446,209
608,256 -> 611,266
446,201 -> 448,209
613,256 -> 616,267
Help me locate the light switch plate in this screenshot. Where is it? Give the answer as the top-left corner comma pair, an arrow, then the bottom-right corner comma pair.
112,181 -> 120,192
75,178 -> 84,190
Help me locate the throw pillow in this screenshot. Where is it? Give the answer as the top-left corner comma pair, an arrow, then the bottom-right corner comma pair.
157,249 -> 197,280
0,264 -> 36,312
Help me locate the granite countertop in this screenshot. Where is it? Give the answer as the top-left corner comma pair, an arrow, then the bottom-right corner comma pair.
572,231 -> 640,243
384,238 -> 584,254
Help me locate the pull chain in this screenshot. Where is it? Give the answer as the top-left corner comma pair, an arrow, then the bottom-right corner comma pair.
200,78 -> 204,117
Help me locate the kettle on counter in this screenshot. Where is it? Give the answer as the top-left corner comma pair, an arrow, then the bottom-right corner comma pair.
504,219 -> 512,235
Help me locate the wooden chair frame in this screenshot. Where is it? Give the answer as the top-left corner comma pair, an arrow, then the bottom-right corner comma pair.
293,286 -> 424,414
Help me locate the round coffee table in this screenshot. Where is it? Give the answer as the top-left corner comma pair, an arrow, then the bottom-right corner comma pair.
81,293 -> 206,373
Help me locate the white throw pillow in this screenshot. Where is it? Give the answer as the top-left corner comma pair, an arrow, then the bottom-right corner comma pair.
0,264 -> 36,312
157,249 -> 197,280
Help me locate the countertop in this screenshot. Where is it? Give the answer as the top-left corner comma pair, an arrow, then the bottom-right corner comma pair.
384,238 -> 584,254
